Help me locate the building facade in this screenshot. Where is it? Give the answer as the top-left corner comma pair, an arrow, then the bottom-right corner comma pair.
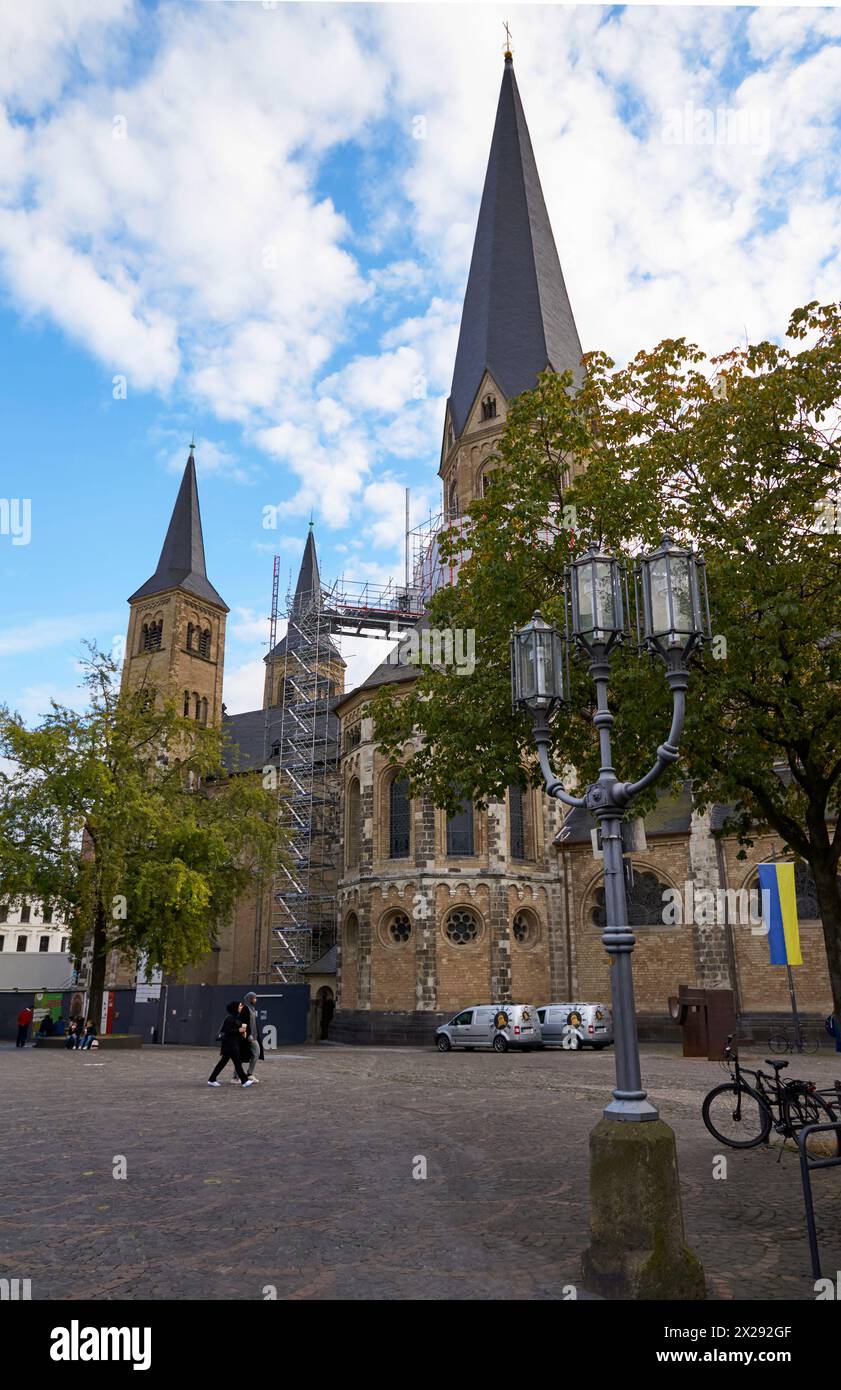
106,54 -> 834,1043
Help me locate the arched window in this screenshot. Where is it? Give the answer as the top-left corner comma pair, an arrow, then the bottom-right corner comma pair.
591,869 -> 670,930
144,619 -> 162,651
343,912 -> 359,955
446,799 -> 474,857
509,785 -> 525,860
748,862 -> 838,922
346,779 -> 361,868
389,775 -> 410,859
201,697 -> 208,726
481,469 -> 495,496
193,692 -> 201,721
183,690 -> 190,717
447,478 -> 459,520
186,623 -> 194,651
141,623 -> 149,651
481,394 -> 497,420
199,628 -> 211,658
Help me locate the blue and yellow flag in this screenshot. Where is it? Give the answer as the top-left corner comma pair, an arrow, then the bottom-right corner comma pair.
757,863 -> 803,966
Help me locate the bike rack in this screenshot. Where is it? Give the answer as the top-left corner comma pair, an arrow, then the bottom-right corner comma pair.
797,1121 -> 841,1279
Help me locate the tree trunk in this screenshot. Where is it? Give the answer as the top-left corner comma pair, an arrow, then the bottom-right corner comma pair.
87,899 -> 108,1031
812,858 -> 841,1024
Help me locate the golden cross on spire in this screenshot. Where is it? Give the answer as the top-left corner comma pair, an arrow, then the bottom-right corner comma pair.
503,20 -> 513,59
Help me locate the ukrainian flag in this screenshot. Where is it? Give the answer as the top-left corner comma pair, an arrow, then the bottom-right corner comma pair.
757,863 -> 803,966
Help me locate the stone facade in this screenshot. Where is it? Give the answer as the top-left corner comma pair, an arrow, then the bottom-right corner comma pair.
332,689 -> 571,1045
121,586 -> 226,727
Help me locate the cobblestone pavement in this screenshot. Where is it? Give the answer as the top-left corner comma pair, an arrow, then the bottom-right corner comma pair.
2,1041 -> 839,1301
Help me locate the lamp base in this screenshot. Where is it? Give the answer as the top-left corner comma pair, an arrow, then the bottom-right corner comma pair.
581,1117 -> 706,1300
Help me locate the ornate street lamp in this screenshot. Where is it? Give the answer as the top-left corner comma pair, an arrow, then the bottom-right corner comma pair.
568,544 -> 627,655
511,533 -> 710,1300
509,611 -> 566,715
636,534 -> 710,661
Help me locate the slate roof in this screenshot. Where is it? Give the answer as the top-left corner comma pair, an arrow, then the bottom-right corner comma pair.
560,789 -> 739,845
447,55 -> 583,438
129,450 -> 228,609
221,701 -> 341,775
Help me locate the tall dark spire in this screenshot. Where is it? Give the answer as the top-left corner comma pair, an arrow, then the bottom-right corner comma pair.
129,447 -> 228,609
447,54 -> 583,437
266,528 -> 344,666
291,525 -> 321,617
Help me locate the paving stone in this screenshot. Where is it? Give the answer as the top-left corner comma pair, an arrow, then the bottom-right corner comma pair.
1,1042 -> 838,1300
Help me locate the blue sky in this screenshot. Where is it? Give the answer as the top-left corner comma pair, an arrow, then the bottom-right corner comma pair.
1,1 -> 840,719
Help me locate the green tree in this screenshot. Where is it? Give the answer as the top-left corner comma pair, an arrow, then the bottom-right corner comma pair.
373,302 -> 841,1017
0,647 -> 278,1024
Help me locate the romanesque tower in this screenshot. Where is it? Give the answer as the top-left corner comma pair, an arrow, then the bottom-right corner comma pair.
122,446 -> 228,724
331,52 -> 585,1043
440,50 -> 582,519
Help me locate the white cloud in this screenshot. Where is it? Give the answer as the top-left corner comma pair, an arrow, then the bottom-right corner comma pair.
0,614 -> 117,659
222,658 -> 265,716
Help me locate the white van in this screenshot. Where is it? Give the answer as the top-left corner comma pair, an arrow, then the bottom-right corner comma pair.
537,1002 -> 613,1050
435,1004 -> 542,1052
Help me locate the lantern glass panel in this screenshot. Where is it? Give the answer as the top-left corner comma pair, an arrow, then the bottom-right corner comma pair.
533,629 -> 556,698
670,555 -> 694,633
648,557 -> 672,636
517,635 -> 536,702
575,559 -> 619,639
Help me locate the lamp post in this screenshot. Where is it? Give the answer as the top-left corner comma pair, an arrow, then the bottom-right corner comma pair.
511,536 -> 711,1298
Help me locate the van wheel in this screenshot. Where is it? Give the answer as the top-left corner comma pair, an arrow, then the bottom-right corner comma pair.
592,1043 -> 607,1051
492,1034 -> 508,1053
436,1035 -> 451,1052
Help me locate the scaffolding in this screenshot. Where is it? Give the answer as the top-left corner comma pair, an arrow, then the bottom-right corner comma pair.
260,502 -> 470,983
263,567 -> 428,983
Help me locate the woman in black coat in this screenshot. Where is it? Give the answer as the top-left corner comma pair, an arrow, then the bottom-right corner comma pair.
207,1002 -> 254,1086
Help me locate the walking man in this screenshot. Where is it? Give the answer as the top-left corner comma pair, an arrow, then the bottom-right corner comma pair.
16,1005 -> 33,1048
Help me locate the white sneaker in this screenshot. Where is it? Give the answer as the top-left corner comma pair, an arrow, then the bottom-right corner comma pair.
241,1078 -> 255,1087
248,1075 -> 260,1083
207,1081 -> 221,1087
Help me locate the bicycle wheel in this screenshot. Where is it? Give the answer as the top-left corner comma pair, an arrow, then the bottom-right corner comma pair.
794,1031 -> 819,1056
702,1082 -> 772,1148
768,1033 -> 790,1054
782,1086 -> 840,1156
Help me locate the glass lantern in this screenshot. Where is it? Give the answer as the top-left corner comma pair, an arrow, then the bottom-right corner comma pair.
510,612 -> 566,714
568,544 -> 626,653
636,534 -> 710,658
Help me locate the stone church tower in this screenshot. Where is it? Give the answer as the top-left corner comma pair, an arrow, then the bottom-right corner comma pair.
331,53 -> 585,1044
122,445 -> 228,724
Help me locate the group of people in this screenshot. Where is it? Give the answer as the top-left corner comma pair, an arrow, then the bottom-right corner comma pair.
207,991 -> 263,1088
64,1017 -> 98,1050
15,1006 -> 97,1049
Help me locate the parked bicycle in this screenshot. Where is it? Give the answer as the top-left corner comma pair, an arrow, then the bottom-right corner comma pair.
702,1034 -> 840,1155
767,1026 -> 819,1055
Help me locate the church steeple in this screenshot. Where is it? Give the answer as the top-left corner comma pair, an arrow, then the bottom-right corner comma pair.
121,444 -> 228,727
129,447 -> 228,611
446,53 -> 582,439
262,527 -> 345,710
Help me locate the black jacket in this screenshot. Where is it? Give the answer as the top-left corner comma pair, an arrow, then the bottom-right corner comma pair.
218,1012 -> 246,1053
